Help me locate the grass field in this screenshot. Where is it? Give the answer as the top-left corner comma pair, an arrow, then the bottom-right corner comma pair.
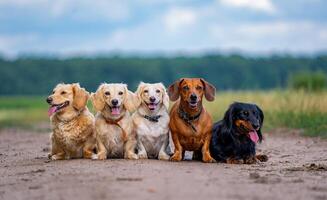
0,90 -> 327,137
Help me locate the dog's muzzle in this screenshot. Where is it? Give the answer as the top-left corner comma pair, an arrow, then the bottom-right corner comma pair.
48,101 -> 69,116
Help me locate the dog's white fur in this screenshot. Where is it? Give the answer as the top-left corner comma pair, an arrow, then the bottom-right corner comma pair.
132,82 -> 171,160
91,83 -> 139,160
48,83 -> 96,160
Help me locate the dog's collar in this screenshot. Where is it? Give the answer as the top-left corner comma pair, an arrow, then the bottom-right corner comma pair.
178,106 -> 202,133
143,114 -> 162,123
104,115 -> 127,142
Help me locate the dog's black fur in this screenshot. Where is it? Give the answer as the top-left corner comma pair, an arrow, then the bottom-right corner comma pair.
210,102 -> 265,163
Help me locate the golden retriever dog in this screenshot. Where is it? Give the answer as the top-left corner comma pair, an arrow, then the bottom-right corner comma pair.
132,82 -> 171,160
46,83 -> 96,160
91,83 -> 139,160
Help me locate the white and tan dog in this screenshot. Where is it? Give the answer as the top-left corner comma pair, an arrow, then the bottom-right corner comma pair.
91,83 -> 139,160
132,82 -> 171,160
46,83 -> 96,160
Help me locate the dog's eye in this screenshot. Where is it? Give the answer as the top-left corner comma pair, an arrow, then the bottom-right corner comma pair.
183,86 -> 189,90
118,91 -> 123,95
52,91 -> 55,94
105,91 -> 110,96
144,90 -> 149,93
196,86 -> 203,90
243,111 -> 249,116
61,91 -> 66,95
156,89 -> 160,93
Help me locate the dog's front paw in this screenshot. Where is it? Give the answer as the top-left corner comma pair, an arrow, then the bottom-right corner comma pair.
256,154 -> 268,162
138,152 -> 148,159
158,152 -> 170,161
50,154 -> 65,160
126,153 -> 139,160
170,153 -> 182,162
244,157 -> 257,164
202,154 -> 216,163
226,158 -> 244,164
96,152 -> 107,160
91,154 -> 98,160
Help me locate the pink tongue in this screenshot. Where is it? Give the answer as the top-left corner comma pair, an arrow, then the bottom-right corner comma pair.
48,106 -> 57,117
148,104 -> 156,110
111,107 -> 120,115
249,131 -> 259,143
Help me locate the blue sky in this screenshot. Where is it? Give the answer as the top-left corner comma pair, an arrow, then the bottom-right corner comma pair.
0,0 -> 326,58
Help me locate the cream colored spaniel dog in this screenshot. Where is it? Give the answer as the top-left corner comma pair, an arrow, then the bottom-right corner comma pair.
91,83 -> 139,160
132,82 -> 171,160
46,83 -> 96,160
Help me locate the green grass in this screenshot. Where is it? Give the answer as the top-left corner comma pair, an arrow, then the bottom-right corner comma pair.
1,91 -> 327,137
0,96 -> 48,129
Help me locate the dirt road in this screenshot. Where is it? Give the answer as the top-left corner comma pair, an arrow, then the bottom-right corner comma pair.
0,129 -> 326,200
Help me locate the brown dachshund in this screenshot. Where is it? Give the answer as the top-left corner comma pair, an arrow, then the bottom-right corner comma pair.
168,78 -> 216,162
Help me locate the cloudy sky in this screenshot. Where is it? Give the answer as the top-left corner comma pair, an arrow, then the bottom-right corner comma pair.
0,0 -> 326,57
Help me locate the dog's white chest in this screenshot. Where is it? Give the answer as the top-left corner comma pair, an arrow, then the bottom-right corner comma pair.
137,118 -> 168,137
137,119 -> 169,157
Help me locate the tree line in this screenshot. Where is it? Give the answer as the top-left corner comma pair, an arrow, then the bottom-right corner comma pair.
0,54 -> 326,95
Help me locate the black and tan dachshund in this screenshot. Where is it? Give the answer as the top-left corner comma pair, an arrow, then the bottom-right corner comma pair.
210,102 -> 268,164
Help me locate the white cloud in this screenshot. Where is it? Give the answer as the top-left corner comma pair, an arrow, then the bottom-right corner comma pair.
163,8 -> 197,33
219,0 -> 276,13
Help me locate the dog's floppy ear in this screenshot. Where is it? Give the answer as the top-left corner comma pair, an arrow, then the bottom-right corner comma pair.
124,85 -> 139,113
91,84 -> 106,112
255,105 -> 264,124
255,105 -> 264,142
72,83 -> 89,111
159,83 -> 169,110
223,103 -> 236,131
200,79 -> 216,102
168,79 -> 184,101
134,82 -> 145,108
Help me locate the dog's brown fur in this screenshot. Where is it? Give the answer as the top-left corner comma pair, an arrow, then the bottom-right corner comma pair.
47,83 -> 96,160
168,78 -> 216,162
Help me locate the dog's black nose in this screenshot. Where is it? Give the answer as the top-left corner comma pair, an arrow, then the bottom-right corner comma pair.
149,96 -> 156,103
46,97 -> 52,104
190,93 -> 197,101
111,99 -> 118,106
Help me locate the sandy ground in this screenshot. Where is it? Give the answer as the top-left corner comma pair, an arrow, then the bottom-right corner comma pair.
0,128 -> 327,200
